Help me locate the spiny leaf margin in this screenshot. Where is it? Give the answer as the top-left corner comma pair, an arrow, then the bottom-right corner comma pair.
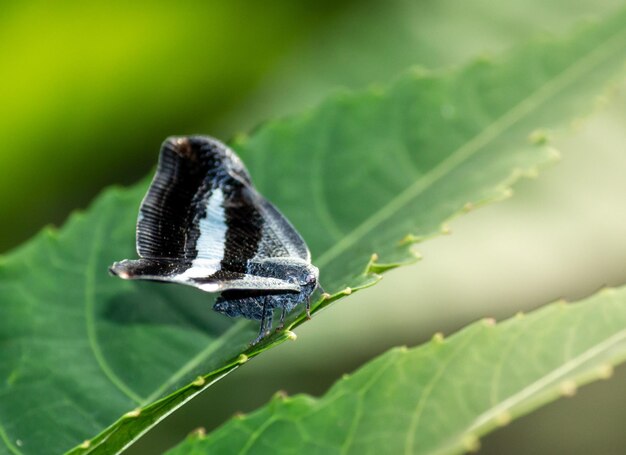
167,286 -> 626,455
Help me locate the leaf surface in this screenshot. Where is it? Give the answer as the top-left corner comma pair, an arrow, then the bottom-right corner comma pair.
167,286 -> 626,455
0,9 -> 625,455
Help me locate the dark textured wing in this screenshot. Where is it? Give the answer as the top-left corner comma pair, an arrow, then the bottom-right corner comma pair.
255,197 -> 311,262
136,136 -> 251,260
136,136 -> 311,277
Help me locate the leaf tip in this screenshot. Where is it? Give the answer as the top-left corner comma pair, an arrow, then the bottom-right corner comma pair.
523,166 -> 540,179
599,286 -> 616,296
123,408 -> 142,419
237,353 -> 249,364
501,187 -> 514,199
547,146 -> 561,161
495,411 -> 512,427
364,253 -> 380,274
192,376 -> 206,387
432,332 -> 445,343
528,128 -> 551,146
273,390 -> 288,401
462,434 -> 481,452
440,224 -> 452,235
559,380 -> 578,397
188,427 -> 206,439
597,364 -> 614,380
42,224 -> 59,239
399,233 -> 422,245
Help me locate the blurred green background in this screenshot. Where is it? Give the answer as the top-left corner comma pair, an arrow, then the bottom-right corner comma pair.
2,1 -> 625,454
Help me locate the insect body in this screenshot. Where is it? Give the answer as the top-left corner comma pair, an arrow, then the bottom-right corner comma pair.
110,136 -> 319,344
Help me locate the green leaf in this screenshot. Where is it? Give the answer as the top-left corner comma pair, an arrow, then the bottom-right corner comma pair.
1,9 -> 625,455
167,286 -> 626,455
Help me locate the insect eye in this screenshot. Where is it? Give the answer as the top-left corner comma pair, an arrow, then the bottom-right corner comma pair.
306,274 -> 316,284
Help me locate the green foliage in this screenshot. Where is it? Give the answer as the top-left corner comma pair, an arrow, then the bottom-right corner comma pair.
234,0 -> 624,126
168,286 -> 626,455
0,7 -> 624,455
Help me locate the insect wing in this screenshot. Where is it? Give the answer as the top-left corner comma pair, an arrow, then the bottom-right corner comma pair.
133,136 -> 312,292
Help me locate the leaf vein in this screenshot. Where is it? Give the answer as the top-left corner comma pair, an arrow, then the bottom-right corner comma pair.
0,422 -> 22,455
84,210 -> 143,405
404,328 -> 482,455
466,328 -> 626,436
316,26 -> 626,269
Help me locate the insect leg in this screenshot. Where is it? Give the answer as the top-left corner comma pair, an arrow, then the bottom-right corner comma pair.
305,297 -> 311,319
263,308 -> 273,334
276,307 -> 287,331
251,299 -> 273,345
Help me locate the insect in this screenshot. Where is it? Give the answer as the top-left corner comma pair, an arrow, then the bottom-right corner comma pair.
109,136 -> 320,344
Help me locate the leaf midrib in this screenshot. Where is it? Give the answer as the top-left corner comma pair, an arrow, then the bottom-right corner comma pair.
403,328 -> 482,455
430,328 -> 626,455
470,329 -> 626,432
340,353 -> 398,454
315,25 -> 626,269
141,320 -> 249,405
0,421 -> 22,455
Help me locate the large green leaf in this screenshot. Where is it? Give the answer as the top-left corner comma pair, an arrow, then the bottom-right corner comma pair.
167,286 -> 626,455
0,9 -> 625,455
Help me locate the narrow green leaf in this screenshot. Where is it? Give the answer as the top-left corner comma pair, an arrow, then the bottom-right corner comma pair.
0,9 -> 624,455
167,286 -> 626,455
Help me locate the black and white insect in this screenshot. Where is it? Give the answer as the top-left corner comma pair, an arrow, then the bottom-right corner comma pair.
110,136 -> 320,344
